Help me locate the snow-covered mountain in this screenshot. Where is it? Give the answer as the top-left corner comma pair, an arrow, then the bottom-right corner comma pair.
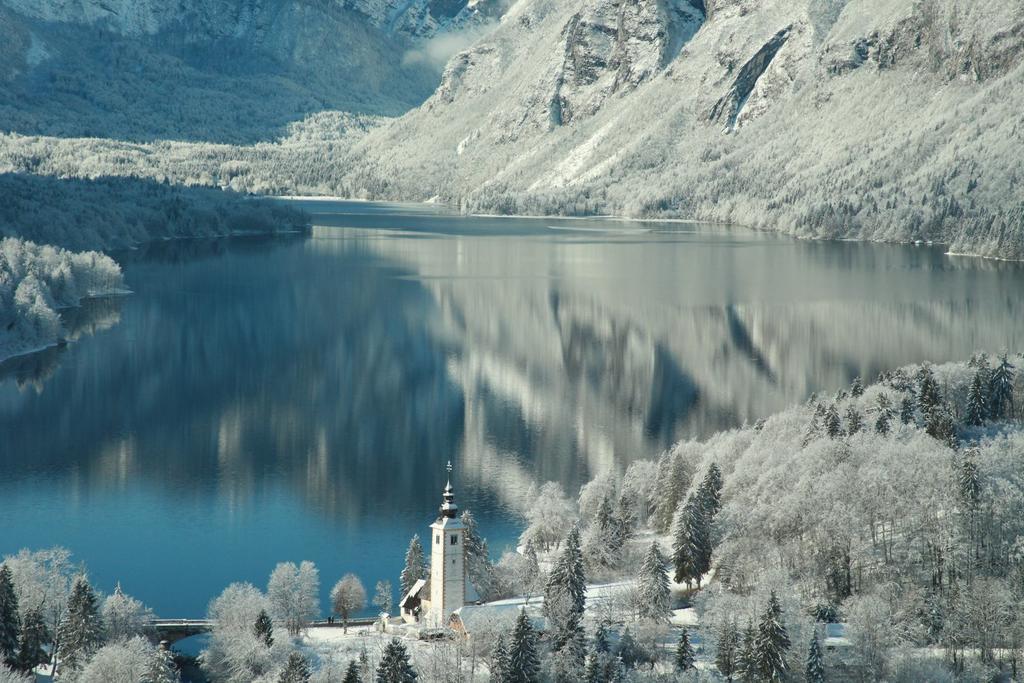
0,0 -> 490,142
340,0 -> 1024,258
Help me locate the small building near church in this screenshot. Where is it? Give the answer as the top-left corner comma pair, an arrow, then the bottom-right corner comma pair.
399,579 -> 427,624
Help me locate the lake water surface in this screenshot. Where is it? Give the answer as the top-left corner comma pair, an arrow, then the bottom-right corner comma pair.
2,200 -> 1024,618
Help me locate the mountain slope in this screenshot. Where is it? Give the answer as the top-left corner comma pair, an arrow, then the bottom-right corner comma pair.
339,0 -> 1024,258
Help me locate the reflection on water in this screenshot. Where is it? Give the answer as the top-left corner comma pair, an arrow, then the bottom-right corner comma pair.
2,202 -> 1023,617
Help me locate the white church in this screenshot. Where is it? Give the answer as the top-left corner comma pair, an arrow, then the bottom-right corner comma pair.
398,463 -> 475,628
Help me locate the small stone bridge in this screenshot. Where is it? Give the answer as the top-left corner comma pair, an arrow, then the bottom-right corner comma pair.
151,618 -> 380,644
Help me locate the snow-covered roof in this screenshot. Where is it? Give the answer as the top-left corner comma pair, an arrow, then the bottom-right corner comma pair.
430,515 -> 466,530
450,602 -> 545,634
400,579 -> 427,609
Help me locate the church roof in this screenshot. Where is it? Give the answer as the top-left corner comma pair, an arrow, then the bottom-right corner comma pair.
399,579 -> 427,609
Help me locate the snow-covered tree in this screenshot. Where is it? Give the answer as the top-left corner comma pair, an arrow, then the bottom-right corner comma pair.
635,543 -> 670,622
620,460 -> 658,525
280,651 -> 312,683
15,608 -> 48,674
254,609 -> 274,647
373,581 -> 393,618
520,482 -> 577,551
399,536 -> 426,598
331,575 -> 366,633
844,405 -> 863,435
343,659 -> 362,683
652,450 -> 696,533
268,561 -> 320,636
490,634 -> 510,683
0,566 -> 19,669
200,582 -> 284,683
916,365 -> 942,415
76,635 -> 153,683
966,371 -> 988,426
101,583 -> 153,642
714,619 -> 739,681
672,495 -> 711,587
2,547 -> 74,663
989,353 -> 1016,419
462,511 -> 498,601
823,404 -> 843,439
754,592 -> 791,682
0,664 -> 31,683
376,638 -> 417,683
806,632 -> 825,683
507,610 -> 540,683
899,395 -> 915,424
850,376 -> 864,397
675,628 -> 695,672
56,575 -> 103,675
544,525 -> 586,649
874,393 -> 893,435
697,463 -> 724,519
148,641 -> 181,683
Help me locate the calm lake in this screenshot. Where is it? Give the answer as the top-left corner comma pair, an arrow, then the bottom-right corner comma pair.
2,200 -> 1024,618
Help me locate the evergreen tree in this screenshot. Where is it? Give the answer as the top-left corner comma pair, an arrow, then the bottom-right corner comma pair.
376,638 -> 417,683
615,627 -> 645,669
754,592 -> 791,682
15,607 -> 49,674
675,628 -> 695,671
148,642 -> 181,683
56,575 -> 103,674
399,535 -> 427,597
636,543 -> 671,622
344,660 -> 363,683
594,622 -> 611,654
803,412 -> 822,446
543,525 -> 586,650
966,372 -> 988,426
280,651 -> 311,683
958,456 -> 982,510
899,395 -> 916,424
672,495 -> 712,587
550,627 -> 587,683
823,404 -> 843,439
844,406 -> 863,435
714,620 -> 739,681
737,620 -> 758,682
850,376 -> 864,397
583,654 -> 602,683
698,463 -> 724,519
926,404 -> 958,449
806,633 -> 825,683
507,610 -> 540,683
874,393 -> 893,435
491,634 -> 510,683
0,565 -> 20,668
254,609 -> 274,647
989,353 -> 1016,419
916,365 -> 942,415
463,511 -> 498,600
611,493 -> 636,547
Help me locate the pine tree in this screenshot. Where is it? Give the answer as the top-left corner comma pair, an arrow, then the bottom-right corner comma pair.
823,404 -> 843,439
583,654 -> 602,683
399,535 -> 427,597
254,609 -> 274,647
806,633 -> 825,683
615,627 -> 644,669
844,406 -> 863,435
148,642 -> 181,683
989,353 -> 1016,419
491,634 -> 510,683
698,463 -> 724,519
737,619 -> 758,682
462,511 -> 497,601
376,638 -> 417,683
544,525 -> 586,650
0,565 -> 20,668
15,607 -> 49,674
874,393 -> 893,435
850,376 -> 864,397
966,372 -> 988,426
507,610 -> 540,683
612,493 -> 636,548
280,651 -> 311,683
754,592 -> 791,682
900,395 -> 915,424
675,628 -> 695,671
672,495 -> 712,586
926,404 -> 958,449
56,575 -> 103,674
594,622 -> 611,654
636,543 -> 671,622
551,626 -> 587,683
344,659 -> 363,683
916,365 -> 942,415
714,620 -> 739,681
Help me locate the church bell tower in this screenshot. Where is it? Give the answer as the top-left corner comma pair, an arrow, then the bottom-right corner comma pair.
429,461 -> 466,627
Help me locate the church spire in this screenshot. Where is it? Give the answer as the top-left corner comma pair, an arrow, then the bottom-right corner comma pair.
439,460 -> 458,519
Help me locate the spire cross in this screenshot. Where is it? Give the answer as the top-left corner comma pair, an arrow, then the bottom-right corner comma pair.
446,460 -> 452,475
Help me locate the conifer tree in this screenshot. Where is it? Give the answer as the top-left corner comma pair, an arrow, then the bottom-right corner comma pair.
698,463 -> 724,518
376,638 -> 417,683
462,511 -> 498,601
15,607 -> 49,674
916,365 -> 942,415
56,576 -> 103,674
675,628 -> 695,671
874,393 -> 893,435
989,353 -> 1016,419
651,452 -> 682,532
148,642 -> 181,683
850,376 -> 864,397
594,622 -> 610,654
671,495 -> 712,586
612,494 -> 636,547
899,395 -> 915,424
399,535 -> 427,597
551,627 -> 587,682
544,525 -> 586,650
926,405 -> 958,449
966,372 -> 988,426
0,565 -> 20,668
491,634 -> 510,683
823,404 -> 843,439
754,592 -> 791,682
343,660 -> 363,683
507,610 -> 540,683
254,609 -> 274,647
280,651 -> 311,683
583,654 -> 602,683
806,633 -> 825,683
714,620 -> 739,681
636,543 -> 671,622
737,619 -> 758,682
615,627 -> 644,669
844,406 -> 863,435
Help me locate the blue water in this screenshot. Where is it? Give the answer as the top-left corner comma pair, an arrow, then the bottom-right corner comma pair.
2,200 -> 1024,618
